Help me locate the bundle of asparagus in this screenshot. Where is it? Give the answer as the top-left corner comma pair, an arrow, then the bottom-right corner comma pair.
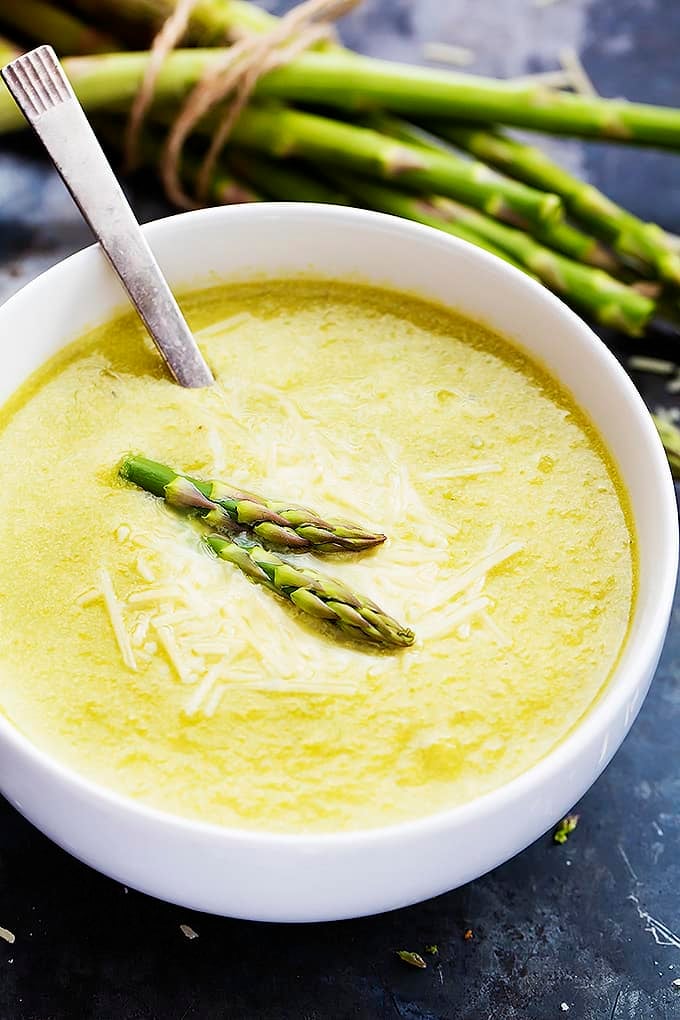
2,0 -> 680,468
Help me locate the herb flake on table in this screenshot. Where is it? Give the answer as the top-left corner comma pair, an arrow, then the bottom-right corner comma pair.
553,814 -> 580,844
396,950 -> 427,969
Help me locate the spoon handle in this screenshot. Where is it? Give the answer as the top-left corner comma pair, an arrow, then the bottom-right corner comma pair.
1,45 -> 213,389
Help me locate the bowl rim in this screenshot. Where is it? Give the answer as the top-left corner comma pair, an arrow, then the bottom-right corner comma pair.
0,201 -> 676,849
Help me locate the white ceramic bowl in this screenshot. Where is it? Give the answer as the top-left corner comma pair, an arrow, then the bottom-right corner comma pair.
0,204 -> 676,922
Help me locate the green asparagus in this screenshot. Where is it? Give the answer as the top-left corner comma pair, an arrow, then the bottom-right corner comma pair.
652,414 -> 680,479
226,151 -> 349,205
321,168 -> 536,275
367,113 -> 619,272
0,51 -> 561,227
331,172 -> 654,336
96,117 -> 260,204
59,0 -> 680,149
121,455 -> 387,552
63,0 -> 277,46
207,534 -> 414,647
3,43 -> 679,151
0,0 -> 117,55
0,35 -> 21,66
431,123 -> 680,286
180,104 -> 562,229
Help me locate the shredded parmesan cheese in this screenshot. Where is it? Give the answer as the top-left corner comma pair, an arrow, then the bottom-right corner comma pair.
203,683 -> 227,717
422,42 -> 476,67
419,596 -> 491,641
206,427 -> 226,475
95,568 -> 137,671
241,679 -> 360,695
131,615 -> 151,647
426,541 -> 524,611
559,46 -> 598,96
135,554 -> 155,583
512,70 -> 573,89
184,665 -> 221,717
195,311 -> 254,340
154,622 -> 195,684
424,464 -> 503,479
128,587 -> 187,605
88,379 -> 525,715
467,524 -> 503,599
480,608 -> 512,647
628,355 -> 676,375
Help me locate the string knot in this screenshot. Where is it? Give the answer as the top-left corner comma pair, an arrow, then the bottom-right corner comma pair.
125,0 -> 363,209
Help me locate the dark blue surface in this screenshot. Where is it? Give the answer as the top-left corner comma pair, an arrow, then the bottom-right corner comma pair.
1,2 -> 680,1017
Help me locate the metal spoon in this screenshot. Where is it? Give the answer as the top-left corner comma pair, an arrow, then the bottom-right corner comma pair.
1,45 -> 214,388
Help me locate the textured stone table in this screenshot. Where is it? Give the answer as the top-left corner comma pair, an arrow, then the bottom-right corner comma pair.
1,2 -> 679,1018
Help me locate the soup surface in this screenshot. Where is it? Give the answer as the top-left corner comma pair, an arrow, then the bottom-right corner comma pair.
0,280 -> 634,832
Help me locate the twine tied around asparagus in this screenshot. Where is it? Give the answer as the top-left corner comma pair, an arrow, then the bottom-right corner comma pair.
124,0 -> 363,209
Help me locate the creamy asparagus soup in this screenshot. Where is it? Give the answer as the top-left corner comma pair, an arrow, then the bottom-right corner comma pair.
0,280 -> 634,832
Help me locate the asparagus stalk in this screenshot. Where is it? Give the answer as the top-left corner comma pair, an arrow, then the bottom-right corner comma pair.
431,123 -> 680,286
258,52 -> 680,148
320,167 -> 536,275
121,456 -> 387,552
2,45 -> 679,151
59,1 -> 680,148
430,196 -> 656,335
652,415 -> 680,480
0,35 -> 21,67
95,117 -> 260,204
195,105 -> 562,229
207,534 -> 414,648
74,98 -> 560,230
332,172 -> 654,336
226,151 -> 349,205
228,148 -> 531,270
48,0 -> 680,149
367,113 -> 619,272
0,0 -> 118,55
63,0 -> 276,45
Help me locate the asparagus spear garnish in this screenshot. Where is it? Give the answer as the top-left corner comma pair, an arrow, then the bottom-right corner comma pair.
207,534 -> 414,648
330,172 -> 654,336
431,123 -> 680,286
121,456 -> 387,552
